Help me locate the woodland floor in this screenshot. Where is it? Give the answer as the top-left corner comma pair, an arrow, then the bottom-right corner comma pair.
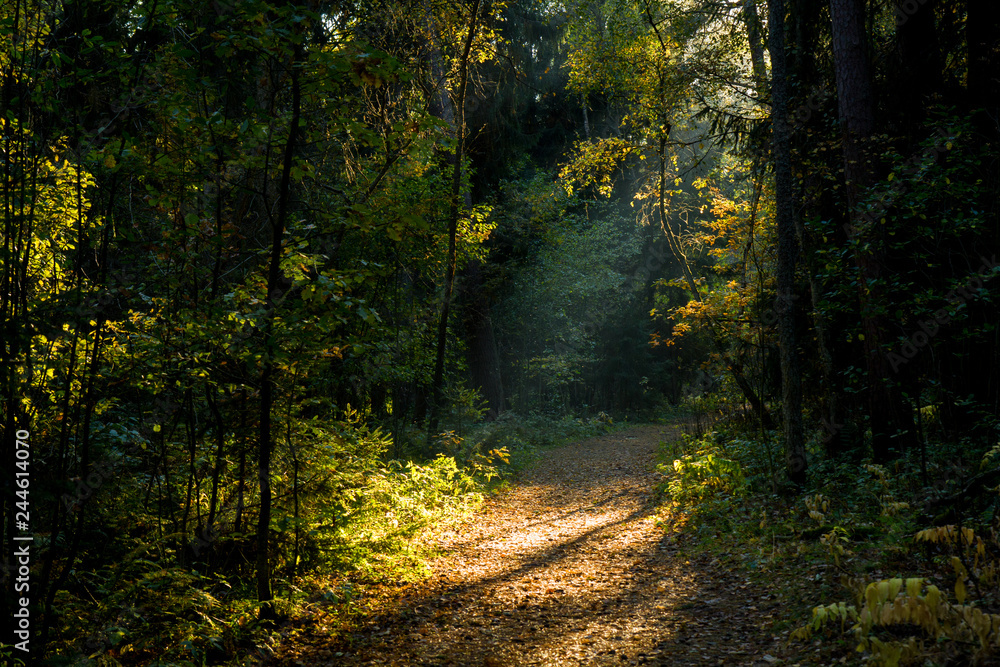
276,425 -> 802,666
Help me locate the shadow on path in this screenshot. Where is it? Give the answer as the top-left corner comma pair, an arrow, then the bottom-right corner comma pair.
277,425 -> 782,667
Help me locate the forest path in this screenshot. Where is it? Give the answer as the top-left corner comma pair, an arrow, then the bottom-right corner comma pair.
283,425 -> 785,666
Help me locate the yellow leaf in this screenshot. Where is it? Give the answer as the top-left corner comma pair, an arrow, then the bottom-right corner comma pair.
925,585 -> 941,611
880,601 -> 894,624
888,578 -> 902,600
956,578 -> 967,604
153,424 -> 161,433
894,596 -> 909,623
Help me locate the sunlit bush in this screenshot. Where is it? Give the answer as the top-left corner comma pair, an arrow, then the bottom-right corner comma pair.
658,432 -> 747,504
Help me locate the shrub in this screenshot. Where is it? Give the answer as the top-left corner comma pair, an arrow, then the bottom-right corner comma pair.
658,432 -> 747,504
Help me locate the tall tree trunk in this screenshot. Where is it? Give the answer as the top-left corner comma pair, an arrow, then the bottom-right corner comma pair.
782,0 -> 844,454
257,52 -> 301,622
427,0 -> 483,439
234,389 -> 247,534
768,0 -> 807,484
829,0 -> 874,184
256,339 -> 277,620
743,0 -> 769,94
829,0 -> 915,461
790,0 -> 823,83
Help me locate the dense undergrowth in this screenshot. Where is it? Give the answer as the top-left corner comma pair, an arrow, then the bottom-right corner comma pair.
656,407 -> 1000,666
21,413 -> 612,667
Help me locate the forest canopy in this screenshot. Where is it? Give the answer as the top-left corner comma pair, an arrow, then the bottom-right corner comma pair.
1,0 -> 998,663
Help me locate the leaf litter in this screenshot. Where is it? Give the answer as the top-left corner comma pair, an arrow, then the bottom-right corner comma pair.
273,425 -> 793,666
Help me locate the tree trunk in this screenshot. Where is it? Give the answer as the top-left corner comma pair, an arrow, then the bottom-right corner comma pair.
205,384 -> 226,564
829,0 -> 915,461
235,389 -> 247,534
256,349 -> 276,620
829,0 -> 874,183
743,0 -> 769,94
768,0 -> 807,484
782,0 -> 843,454
257,52 -> 301,622
427,0 -> 483,440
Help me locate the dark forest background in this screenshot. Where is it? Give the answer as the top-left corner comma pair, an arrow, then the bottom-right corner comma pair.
1,0 -> 998,663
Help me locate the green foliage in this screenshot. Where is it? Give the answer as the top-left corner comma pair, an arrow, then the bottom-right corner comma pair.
2,2 -> 500,658
657,419 -> 1000,666
45,414 -> 502,662
3,0 -> 998,663
491,174 -> 665,414
656,432 -> 748,532
793,525 -> 1000,666
776,438 -> 1000,664
662,440 -> 746,504
442,384 -> 490,437
322,453 -> 495,580
0,645 -> 28,667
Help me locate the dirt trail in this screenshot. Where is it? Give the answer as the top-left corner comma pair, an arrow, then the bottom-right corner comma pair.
284,425 -> 786,666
